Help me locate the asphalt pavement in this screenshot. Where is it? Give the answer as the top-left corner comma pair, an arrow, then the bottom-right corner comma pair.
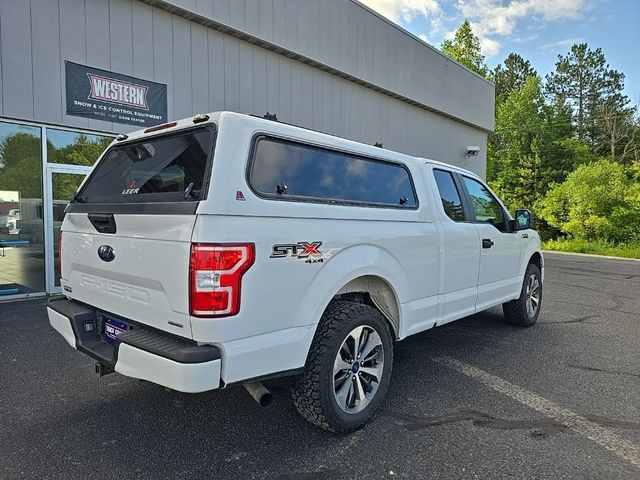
1,252 -> 639,479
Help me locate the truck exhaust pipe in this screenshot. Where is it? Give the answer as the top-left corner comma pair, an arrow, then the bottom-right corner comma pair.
243,382 -> 273,407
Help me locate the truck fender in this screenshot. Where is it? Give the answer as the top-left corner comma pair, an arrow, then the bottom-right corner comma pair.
294,244 -> 406,351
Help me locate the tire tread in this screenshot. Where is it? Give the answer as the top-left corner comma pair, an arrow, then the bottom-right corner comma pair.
291,301 -> 391,433
503,263 -> 542,327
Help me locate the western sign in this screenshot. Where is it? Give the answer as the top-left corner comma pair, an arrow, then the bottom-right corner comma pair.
66,61 -> 167,127
88,74 -> 149,109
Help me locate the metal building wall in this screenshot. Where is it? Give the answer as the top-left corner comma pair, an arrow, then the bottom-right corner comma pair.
0,0 -> 492,175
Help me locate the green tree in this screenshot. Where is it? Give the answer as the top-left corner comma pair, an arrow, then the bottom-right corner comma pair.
0,132 -> 42,199
48,135 -> 112,200
538,159 -> 640,243
48,134 -> 111,167
490,76 -> 544,208
0,132 -> 111,202
489,75 -> 584,210
441,20 -> 488,78
545,43 -> 628,147
492,53 -> 537,102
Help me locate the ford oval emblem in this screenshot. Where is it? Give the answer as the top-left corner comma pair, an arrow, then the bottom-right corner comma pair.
97,245 -> 115,262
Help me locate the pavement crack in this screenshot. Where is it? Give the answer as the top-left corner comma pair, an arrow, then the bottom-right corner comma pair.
270,470 -> 340,480
545,280 -> 636,301
568,364 -> 640,379
382,407 -> 640,438
543,314 -> 601,325
545,298 -> 640,316
583,414 -> 640,429
548,265 -> 640,281
380,408 -> 569,437
549,269 -> 640,285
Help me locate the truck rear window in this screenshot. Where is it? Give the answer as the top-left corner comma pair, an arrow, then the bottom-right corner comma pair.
76,127 -> 214,204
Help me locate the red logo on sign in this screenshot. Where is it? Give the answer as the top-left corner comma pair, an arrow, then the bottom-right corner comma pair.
236,191 -> 246,201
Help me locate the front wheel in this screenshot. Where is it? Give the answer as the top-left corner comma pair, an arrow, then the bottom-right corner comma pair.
291,301 -> 393,433
503,263 -> 542,327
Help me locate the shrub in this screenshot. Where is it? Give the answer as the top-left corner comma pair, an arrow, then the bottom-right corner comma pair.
537,159 -> 640,243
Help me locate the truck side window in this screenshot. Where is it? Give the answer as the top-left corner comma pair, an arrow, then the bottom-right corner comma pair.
433,169 -> 465,221
461,176 -> 506,231
249,137 -> 417,208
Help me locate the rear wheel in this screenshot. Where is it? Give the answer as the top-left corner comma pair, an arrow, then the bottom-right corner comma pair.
503,263 -> 542,327
291,301 -> 393,433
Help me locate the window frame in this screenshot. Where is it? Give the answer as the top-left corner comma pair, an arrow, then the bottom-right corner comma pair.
458,174 -> 512,233
245,134 -> 419,210
432,168 -> 472,223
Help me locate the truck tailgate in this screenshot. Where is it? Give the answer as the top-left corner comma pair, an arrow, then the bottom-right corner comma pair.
61,213 -> 195,339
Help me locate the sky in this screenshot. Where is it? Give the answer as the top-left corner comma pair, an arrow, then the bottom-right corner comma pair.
359,0 -> 640,101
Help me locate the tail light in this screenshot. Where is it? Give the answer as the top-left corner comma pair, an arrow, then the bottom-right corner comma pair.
190,243 -> 255,317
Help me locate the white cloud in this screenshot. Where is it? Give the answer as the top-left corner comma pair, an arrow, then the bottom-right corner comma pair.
540,38 -> 585,50
479,36 -> 502,57
456,0 -> 586,57
512,33 -> 539,43
359,0 -> 590,59
418,33 -> 429,42
358,0 -> 441,23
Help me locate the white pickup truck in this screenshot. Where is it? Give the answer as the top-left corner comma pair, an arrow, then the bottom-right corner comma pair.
48,112 -> 543,433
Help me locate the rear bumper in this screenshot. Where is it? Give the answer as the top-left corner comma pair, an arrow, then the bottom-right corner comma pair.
47,299 -> 221,393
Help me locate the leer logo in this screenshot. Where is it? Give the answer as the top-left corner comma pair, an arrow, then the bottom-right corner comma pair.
87,73 -> 149,110
122,180 -> 139,195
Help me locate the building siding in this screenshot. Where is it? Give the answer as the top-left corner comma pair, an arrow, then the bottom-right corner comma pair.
0,0 -> 492,175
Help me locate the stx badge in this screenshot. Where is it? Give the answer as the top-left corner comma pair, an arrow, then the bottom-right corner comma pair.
270,242 -> 323,263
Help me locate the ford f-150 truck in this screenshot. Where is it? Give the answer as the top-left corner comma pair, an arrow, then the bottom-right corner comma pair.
48,112 -> 543,432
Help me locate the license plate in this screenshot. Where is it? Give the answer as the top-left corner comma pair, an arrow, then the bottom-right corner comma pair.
104,316 -> 128,344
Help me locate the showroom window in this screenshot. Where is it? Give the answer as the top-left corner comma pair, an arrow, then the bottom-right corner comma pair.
0,120 -> 113,298
0,122 -> 45,296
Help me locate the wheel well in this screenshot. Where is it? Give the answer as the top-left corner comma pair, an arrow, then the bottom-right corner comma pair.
529,252 -> 543,270
333,275 -> 400,339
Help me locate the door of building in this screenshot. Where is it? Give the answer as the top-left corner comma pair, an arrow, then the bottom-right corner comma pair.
44,164 -> 92,294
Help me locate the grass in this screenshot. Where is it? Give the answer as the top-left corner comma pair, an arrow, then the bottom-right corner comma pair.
542,238 -> 640,259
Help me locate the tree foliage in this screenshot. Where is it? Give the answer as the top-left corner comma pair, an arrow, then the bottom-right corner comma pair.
0,132 -> 111,201
0,133 -> 42,198
441,20 -> 488,78
489,76 -> 589,211
461,30 -> 640,245
537,159 -> 640,243
492,53 -> 537,102
47,135 -> 112,200
545,44 -> 629,146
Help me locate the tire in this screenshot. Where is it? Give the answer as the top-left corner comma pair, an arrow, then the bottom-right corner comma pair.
291,301 -> 393,433
503,263 -> 542,327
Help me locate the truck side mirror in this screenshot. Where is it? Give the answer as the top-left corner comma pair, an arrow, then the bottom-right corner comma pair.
515,209 -> 533,230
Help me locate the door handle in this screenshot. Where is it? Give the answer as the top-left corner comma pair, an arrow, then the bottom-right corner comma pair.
482,238 -> 494,249
88,213 -> 117,234
521,233 -> 529,238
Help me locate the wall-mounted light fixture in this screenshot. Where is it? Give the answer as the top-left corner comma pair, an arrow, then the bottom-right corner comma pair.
465,146 -> 480,156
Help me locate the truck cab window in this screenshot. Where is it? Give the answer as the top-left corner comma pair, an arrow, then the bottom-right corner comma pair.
433,169 -> 465,221
462,176 -> 506,231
